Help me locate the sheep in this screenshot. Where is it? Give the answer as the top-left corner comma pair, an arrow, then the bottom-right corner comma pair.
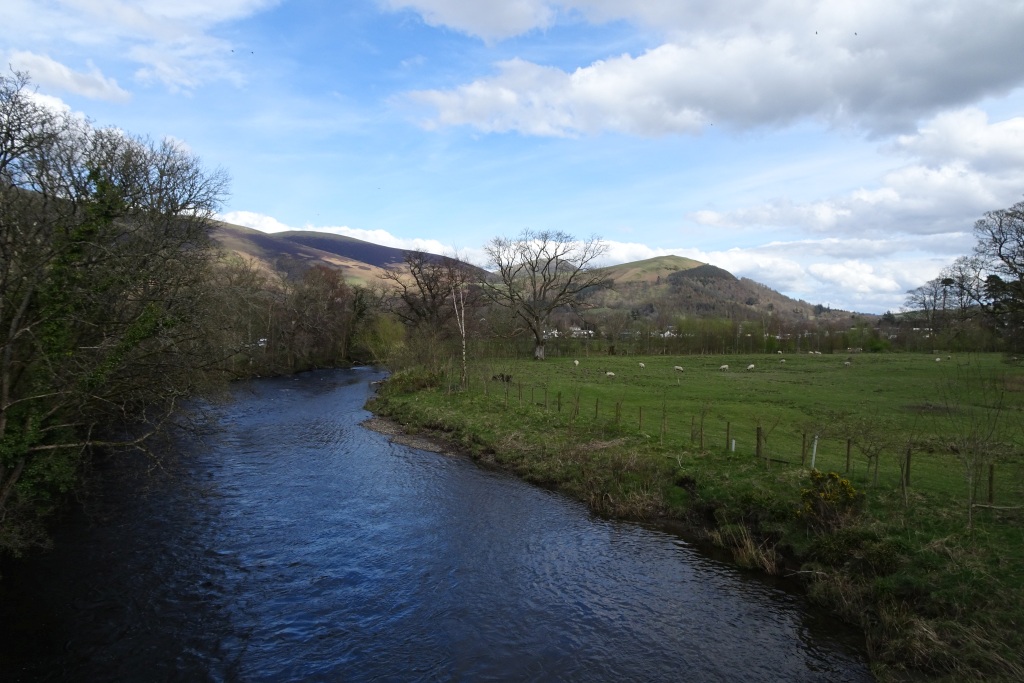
777,350 -> 783,355
638,362 -> 646,369
719,364 -> 729,371
606,371 -> 616,377
573,359 -> 579,367
935,357 -> 942,362
779,359 -> 786,364
844,361 -> 851,367
746,364 -> 755,371
673,365 -> 684,372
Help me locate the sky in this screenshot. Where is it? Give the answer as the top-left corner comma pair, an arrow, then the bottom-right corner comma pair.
4,1 -> 1024,314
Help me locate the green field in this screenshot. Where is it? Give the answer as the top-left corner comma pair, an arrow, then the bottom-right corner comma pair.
371,351 -> 1024,682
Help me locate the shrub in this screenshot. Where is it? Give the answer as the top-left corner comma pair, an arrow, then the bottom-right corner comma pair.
796,469 -> 864,532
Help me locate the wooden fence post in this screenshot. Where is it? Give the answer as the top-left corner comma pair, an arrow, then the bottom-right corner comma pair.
846,438 -> 852,473
557,391 -> 562,413
904,446 -> 912,487
989,463 -> 995,504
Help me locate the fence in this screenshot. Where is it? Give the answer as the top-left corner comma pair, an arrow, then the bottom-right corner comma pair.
463,372 -> 1024,511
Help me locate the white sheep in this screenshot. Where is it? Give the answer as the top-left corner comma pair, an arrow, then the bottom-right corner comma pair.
638,362 -> 646,369
746,364 -> 755,371
844,361 -> 851,367
606,371 -> 615,377
719,364 -> 729,371
573,359 -> 579,367
777,350 -> 783,355
779,359 -> 786,364
673,365 -> 684,372
935,357 -> 942,362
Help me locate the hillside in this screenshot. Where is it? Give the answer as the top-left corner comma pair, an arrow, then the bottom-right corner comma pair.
210,221 -> 396,286
585,254 -> 848,324
597,255 -> 705,284
209,221 -> 855,322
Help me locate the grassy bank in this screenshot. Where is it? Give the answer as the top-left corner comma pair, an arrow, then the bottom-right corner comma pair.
368,352 -> 1024,682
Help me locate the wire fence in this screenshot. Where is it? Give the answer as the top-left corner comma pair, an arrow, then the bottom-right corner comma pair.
462,373 -> 1024,511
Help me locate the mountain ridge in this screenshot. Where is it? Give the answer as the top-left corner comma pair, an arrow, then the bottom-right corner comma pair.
209,220 -> 857,322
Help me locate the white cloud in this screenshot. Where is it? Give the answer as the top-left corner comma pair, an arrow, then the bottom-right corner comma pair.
219,210 -> 295,233
404,1 -> 1024,137
8,51 -> 131,102
892,108 -> 1024,172
807,260 -> 901,295
380,0 -> 556,42
2,0 -> 278,93
692,108 -> 1024,244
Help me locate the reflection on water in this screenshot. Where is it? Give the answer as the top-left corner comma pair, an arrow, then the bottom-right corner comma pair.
1,368 -> 872,682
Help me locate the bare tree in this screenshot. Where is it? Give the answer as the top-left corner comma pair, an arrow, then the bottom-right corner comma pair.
482,230 -> 611,360
379,251 -> 459,329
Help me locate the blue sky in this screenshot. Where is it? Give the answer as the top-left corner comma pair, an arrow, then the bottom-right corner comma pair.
5,0 -> 1024,314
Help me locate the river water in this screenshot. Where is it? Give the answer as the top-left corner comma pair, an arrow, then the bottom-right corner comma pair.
1,368 -> 872,682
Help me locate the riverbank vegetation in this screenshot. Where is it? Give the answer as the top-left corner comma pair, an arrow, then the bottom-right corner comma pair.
0,73 -> 368,558
368,352 -> 1023,682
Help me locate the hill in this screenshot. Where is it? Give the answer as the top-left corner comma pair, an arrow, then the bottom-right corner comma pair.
209,220 -> 856,323
210,222 -> 398,287
597,255 -> 705,284
585,254 -> 848,325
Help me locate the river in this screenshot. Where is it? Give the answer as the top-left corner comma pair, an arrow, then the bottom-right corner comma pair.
1,368 -> 872,682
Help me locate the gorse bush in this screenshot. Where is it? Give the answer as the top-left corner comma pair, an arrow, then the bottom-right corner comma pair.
797,469 -> 863,532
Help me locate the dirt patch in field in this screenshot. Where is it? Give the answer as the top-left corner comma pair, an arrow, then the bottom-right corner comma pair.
905,402 -> 951,414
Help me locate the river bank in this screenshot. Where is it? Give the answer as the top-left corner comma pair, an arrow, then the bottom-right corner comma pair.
366,362 -> 1024,683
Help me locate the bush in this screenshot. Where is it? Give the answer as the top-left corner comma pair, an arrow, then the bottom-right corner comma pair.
796,469 -> 864,532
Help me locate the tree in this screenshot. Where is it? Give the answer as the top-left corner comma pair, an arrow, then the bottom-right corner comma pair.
482,230 -> 611,360
973,199 -> 1024,349
379,251 -> 460,329
379,250 -> 481,373
0,72 -> 229,555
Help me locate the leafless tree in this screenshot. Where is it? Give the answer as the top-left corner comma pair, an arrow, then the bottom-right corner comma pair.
482,230 -> 611,360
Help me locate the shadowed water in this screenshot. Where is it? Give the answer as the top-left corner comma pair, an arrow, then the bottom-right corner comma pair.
1,368 -> 872,682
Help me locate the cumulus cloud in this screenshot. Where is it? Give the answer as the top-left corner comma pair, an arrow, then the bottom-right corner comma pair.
404,1 -> 1024,137
8,51 -> 131,102
692,108 -> 1024,245
219,210 -> 295,233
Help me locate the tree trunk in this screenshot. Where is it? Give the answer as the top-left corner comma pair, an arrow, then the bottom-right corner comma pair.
534,342 -> 546,360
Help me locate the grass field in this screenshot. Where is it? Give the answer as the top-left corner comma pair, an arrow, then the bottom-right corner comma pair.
370,351 -> 1024,682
